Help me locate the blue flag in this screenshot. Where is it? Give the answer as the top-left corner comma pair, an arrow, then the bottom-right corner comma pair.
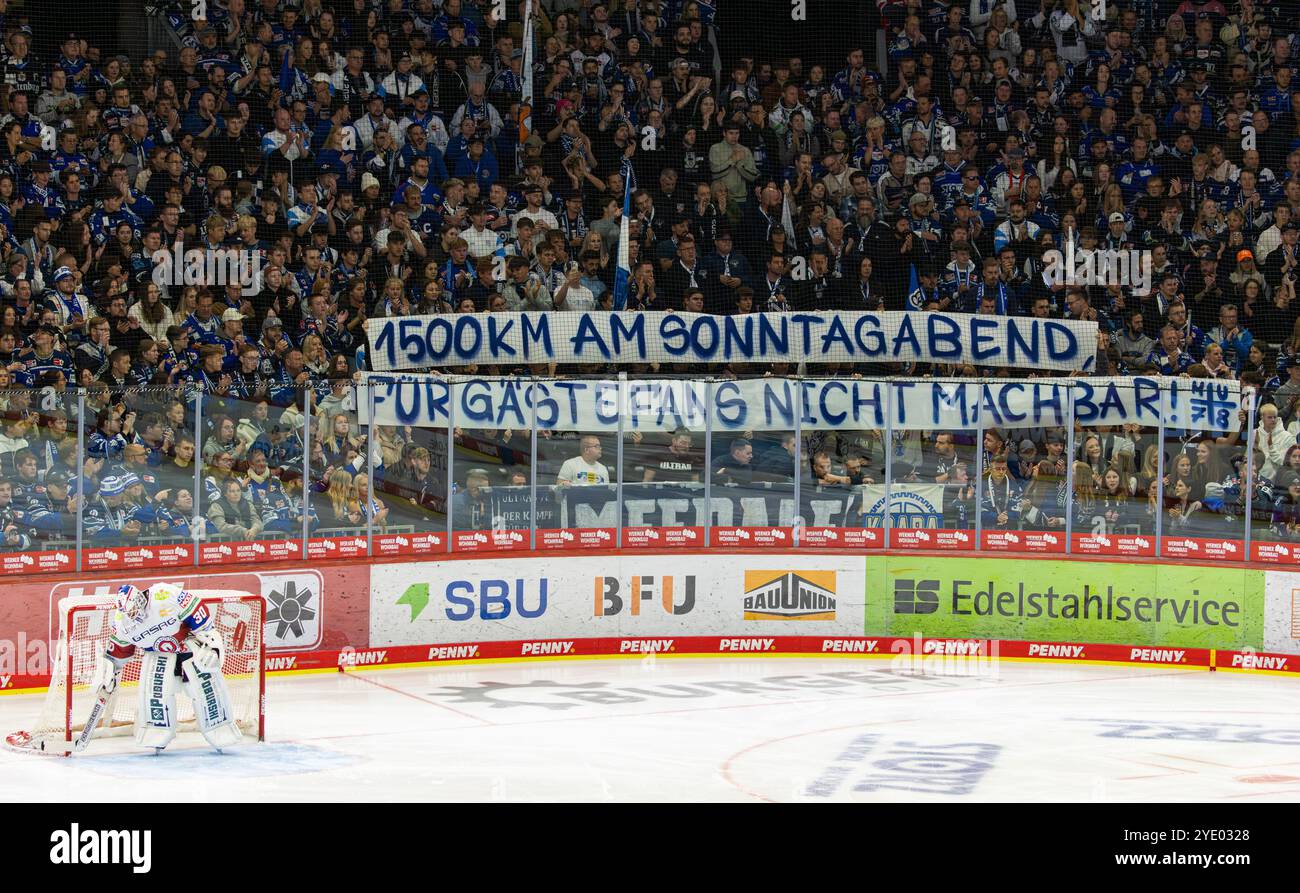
612,177 -> 632,310
279,48 -> 294,96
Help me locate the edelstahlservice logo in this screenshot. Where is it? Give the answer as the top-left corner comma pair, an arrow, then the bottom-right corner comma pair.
896,576 -> 1241,626
742,570 -> 836,621
893,578 -> 939,614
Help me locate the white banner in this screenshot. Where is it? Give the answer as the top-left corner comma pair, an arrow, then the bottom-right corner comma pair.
368,555 -> 867,645
366,311 -> 1099,372
862,484 -> 946,529
360,375 -> 1243,433
1264,571 -> 1300,656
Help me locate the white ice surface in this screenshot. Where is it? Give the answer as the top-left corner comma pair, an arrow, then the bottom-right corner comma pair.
2,657 -> 1298,802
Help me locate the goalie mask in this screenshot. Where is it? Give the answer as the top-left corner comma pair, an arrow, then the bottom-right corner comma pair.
115,585 -> 149,622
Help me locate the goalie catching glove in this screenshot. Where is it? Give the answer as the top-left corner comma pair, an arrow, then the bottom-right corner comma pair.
186,624 -> 225,672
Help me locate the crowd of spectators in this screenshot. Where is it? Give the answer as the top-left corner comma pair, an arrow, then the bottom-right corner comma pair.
3,0 -> 1300,554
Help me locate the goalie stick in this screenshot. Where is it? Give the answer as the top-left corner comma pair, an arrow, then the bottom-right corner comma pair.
71,666 -> 122,753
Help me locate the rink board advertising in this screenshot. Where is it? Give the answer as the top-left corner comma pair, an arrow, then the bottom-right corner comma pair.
865,556 -> 1263,651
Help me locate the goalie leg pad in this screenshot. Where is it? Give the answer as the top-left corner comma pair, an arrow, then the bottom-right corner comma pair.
135,652 -> 179,750
181,659 -> 243,749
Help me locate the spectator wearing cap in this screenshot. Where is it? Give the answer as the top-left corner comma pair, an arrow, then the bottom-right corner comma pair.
513,183 -> 558,236
432,3 -> 479,44
398,122 -> 450,182
25,469 -> 78,541
1262,220 -> 1300,281
87,405 -> 132,463
200,307 -> 249,362
22,160 -> 61,219
1230,248 -> 1270,299
41,265 -> 91,330
489,48 -> 526,102
398,90 -> 450,153
462,203 -> 504,259
452,134 -> 500,193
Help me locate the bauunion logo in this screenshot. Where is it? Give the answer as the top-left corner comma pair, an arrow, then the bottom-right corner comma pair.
742,570 -> 837,621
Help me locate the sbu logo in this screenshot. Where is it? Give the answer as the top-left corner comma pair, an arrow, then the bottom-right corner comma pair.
595,575 -> 696,616
894,579 -> 939,614
445,579 -> 549,621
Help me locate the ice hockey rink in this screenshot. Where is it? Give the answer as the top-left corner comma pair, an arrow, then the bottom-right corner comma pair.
2,656 -> 1299,802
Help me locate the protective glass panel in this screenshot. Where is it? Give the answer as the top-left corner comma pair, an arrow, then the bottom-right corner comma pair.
797,378 -> 885,550
0,385 -> 78,575
620,380 -> 707,550
197,386 -> 308,566
78,384 -> 197,571
1069,394 -> 1160,559
536,379 -> 618,552
884,381 -> 978,552
1158,401 -> 1247,563
708,379 -> 798,550
373,380 -> 450,555
449,378 -> 535,554
307,380 -> 370,562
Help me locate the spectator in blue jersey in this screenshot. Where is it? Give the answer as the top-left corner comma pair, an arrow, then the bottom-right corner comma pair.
180,290 -> 222,344
391,154 -> 442,207
12,324 -> 73,388
24,470 -> 77,541
452,135 -> 499,194
21,160 -> 61,220
287,182 -> 334,241
87,407 -> 130,462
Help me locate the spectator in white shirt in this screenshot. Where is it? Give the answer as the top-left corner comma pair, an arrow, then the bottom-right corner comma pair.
1257,403 -> 1296,481
557,436 -> 611,486
513,184 -> 559,236
462,203 -> 505,259
378,52 -> 426,111
352,94 -> 403,152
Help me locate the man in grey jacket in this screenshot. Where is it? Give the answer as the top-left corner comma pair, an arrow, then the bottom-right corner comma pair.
1115,309 -> 1155,373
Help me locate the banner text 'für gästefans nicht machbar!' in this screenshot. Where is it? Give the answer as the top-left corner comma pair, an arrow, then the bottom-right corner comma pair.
360,375 -> 1244,434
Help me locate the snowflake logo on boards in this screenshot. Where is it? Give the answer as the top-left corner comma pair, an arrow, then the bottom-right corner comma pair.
433,680 -> 608,711
266,580 -> 317,639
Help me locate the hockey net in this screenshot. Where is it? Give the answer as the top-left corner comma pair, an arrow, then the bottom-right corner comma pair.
5,591 -> 265,754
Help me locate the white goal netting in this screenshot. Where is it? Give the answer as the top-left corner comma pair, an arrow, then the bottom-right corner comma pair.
6,591 -> 265,754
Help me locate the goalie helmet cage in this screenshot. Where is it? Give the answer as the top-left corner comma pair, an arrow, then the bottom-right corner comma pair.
6,591 -> 266,754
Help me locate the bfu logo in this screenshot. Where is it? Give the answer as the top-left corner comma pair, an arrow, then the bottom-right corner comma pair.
595,575 -> 696,616
152,246 -> 262,296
